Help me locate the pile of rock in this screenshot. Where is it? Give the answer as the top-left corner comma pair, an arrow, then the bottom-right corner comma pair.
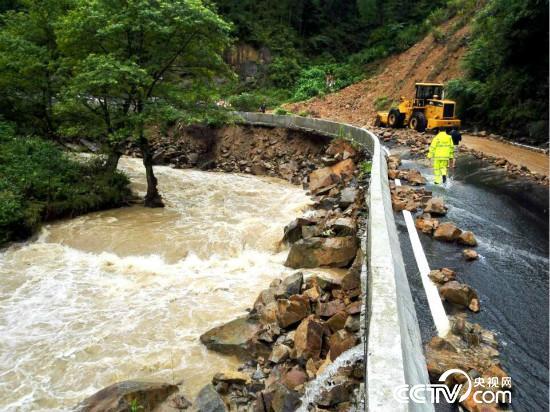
429,268 -> 480,312
372,127 -> 429,157
386,154 -> 426,184
390,184 -> 432,212
461,147 -> 549,185
195,139 -> 368,411
199,269 -> 364,411
426,315 -> 511,412
130,124 -> 366,186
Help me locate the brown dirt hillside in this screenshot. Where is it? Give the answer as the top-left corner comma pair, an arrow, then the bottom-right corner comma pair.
286,18 -> 470,126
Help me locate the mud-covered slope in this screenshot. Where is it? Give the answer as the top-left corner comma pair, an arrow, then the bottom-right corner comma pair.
286,18 -> 470,126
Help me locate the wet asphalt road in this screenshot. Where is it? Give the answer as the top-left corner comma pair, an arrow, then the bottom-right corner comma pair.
392,149 -> 549,412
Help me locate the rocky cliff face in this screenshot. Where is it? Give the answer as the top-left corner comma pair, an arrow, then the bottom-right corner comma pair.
225,43 -> 272,80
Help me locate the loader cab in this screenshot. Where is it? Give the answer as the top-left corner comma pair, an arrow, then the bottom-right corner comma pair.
414,83 -> 444,107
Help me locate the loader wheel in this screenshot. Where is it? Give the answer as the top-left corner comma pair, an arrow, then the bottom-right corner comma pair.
410,112 -> 427,132
388,109 -> 404,128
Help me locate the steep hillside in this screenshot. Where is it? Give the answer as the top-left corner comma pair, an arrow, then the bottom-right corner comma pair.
286,18 -> 470,126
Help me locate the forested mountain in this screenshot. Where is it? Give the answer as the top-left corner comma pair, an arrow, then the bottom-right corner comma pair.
0,0 -> 548,244
214,0 -> 548,142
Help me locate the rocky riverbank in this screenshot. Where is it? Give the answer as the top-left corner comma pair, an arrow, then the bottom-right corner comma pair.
193,138 -> 369,411
373,126 -> 549,186
127,124 -> 337,185
386,153 -> 512,412
78,131 -> 370,411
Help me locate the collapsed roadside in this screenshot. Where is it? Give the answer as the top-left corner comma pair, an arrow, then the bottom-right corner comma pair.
76,127 -> 371,411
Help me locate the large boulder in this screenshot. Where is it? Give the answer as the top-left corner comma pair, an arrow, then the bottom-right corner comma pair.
415,214 -> 440,234
212,370 -> 250,385
308,167 -> 338,194
269,344 -> 291,364
277,295 -> 310,328
458,231 -> 477,246
463,249 -> 479,261
329,330 -> 357,360
424,197 -> 447,216
403,169 -> 426,185
339,187 -> 358,208
316,377 -> 355,407
294,315 -> 325,360
433,222 -> 462,242
257,383 -> 301,412
341,249 -> 363,291
439,281 -> 480,312
330,158 -> 355,179
326,139 -> 358,159
200,316 -> 270,359
326,217 -> 357,236
274,272 -> 303,299
75,381 -> 179,412
282,218 -> 315,244
316,300 -> 346,318
280,365 -> 308,390
325,311 -> 348,333
194,384 -> 227,412
428,268 -> 456,284
285,237 -> 358,268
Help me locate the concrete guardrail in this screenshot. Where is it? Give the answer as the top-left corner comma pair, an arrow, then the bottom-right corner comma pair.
236,112 -> 433,412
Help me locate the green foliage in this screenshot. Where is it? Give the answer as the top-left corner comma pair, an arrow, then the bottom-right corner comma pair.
56,0 -> 233,151
431,27 -> 447,43
449,0 -> 549,142
292,66 -> 327,101
292,64 -> 362,101
274,107 -> 289,115
130,399 -> 144,412
374,96 -> 393,111
359,160 -> 372,178
227,93 -> 264,111
268,57 -> 302,89
427,8 -> 451,26
0,132 -> 131,245
0,0 -> 71,136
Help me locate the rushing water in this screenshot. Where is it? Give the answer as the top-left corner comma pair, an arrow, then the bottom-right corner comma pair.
395,151 -> 549,412
0,157 -> 312,411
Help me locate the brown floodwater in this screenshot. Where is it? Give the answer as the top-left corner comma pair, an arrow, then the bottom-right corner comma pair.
0,157 -> 318,411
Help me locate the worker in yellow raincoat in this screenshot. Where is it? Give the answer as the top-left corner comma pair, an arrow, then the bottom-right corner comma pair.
427,128 -> 454,184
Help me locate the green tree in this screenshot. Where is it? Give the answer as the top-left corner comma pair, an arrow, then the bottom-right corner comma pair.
449,0 -> 549,142
0,0 -> 71,137
56,0 -> 232,207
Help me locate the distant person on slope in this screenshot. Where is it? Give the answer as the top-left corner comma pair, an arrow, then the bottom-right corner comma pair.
449,128 -> 462,168
427,128 -> 454,184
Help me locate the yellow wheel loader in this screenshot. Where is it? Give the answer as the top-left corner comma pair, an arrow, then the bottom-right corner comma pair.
375,83 -> 461,132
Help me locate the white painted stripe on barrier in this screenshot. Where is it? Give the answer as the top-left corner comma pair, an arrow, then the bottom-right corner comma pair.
394,178 -> 450,337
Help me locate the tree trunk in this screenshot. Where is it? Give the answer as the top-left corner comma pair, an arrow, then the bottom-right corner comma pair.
105,149 -> 122,172
139,137 -> 164,208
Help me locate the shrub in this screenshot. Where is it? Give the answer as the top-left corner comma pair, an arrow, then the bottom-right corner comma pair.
374,96 -> 393,111
274,107 -> 289,115
427,8 -> 451,26
292,66 -> 327,101
349,46 -> 388,66
227,92 -> 264,112
268,57 -> 302,89
431,27 -> 447,43
0,135 -> 131,244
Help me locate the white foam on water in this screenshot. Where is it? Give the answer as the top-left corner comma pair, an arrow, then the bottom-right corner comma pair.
0,157 -> 311,411
297,345 -> 364,412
